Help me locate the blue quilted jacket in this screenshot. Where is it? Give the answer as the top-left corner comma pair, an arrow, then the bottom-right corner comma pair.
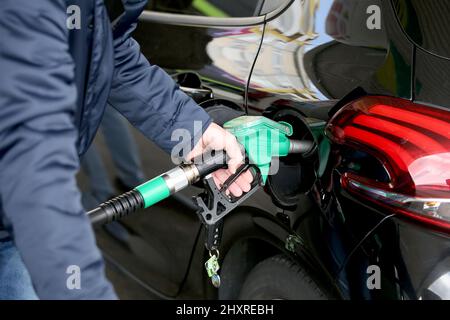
0,0 -> 211,299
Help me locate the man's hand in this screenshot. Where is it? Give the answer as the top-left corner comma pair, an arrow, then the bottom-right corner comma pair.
187,123 -> 253,197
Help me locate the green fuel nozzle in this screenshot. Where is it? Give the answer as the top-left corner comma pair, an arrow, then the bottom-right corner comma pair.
223,116 -> 313,184
88,116 -> 314,227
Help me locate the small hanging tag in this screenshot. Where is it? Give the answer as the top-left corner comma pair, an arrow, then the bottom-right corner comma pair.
205,254 -> 220,278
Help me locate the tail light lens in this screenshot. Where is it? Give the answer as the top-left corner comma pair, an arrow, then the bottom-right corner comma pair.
326,96 -> 450,231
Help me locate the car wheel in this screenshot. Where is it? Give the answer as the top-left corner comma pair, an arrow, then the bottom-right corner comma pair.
239,255 -> 329,300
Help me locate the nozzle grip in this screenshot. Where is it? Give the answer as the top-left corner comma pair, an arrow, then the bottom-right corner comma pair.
193,150 -> 228,178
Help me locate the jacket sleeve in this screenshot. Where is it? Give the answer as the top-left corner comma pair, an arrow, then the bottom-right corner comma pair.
0,0 -> 116,299
108,27 -> 212,157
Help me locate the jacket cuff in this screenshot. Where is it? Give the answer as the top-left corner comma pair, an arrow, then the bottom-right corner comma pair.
185,102 -> 213,160
165,98 -> 212,161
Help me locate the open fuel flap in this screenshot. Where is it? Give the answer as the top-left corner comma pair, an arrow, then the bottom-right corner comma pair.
263,107 -> 321,209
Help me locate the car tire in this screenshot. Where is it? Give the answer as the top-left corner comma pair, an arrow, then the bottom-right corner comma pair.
239,255 -> 329,300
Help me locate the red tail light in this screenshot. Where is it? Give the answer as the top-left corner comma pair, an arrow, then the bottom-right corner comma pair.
326,96 -> 450,231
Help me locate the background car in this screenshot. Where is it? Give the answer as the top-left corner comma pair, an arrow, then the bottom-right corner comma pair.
84,0 -> 450,299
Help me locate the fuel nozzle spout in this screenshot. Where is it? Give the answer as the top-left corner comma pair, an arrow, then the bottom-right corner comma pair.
288,139 -> 315,155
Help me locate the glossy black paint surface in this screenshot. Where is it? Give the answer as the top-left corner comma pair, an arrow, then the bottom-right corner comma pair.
392,0 -> 450,59
97,0 -> 450,299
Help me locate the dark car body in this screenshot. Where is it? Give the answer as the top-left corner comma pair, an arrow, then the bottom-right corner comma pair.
96,0 -> 450,300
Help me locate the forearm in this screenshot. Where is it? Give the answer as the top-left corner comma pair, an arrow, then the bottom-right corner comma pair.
108,36 -> 212,155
